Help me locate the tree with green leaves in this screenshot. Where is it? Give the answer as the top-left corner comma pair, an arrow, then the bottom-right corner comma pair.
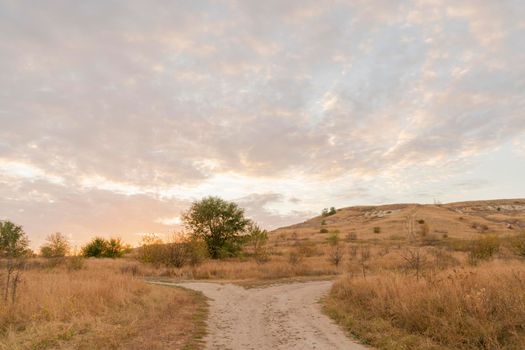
81,237 -> 130,258
0,220 -> 30,303
40,232 -> 70,258
0,221 -> 30,258
182,196 -> 250,259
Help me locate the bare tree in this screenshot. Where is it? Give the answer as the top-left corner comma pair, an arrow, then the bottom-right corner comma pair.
327,232 -> 344,270
401,248 -> 427,281
359,246 -> 371,278
0,221 -> 30,304
40,232 -> 70,258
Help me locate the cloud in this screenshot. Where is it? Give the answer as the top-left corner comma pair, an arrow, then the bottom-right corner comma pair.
0,0 -> 524,245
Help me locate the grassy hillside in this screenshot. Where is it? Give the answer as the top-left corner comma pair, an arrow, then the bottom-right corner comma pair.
271,198 -> 525,243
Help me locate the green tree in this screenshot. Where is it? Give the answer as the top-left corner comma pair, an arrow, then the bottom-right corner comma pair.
40,232 -> 70,258
0,220 -> 30,258
82,237 -> 129,258
182,196 -> 250,259
0,221 -> 29,303
104,238 -> 128,258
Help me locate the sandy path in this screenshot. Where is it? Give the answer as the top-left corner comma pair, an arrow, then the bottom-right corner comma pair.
175,280 -> 368,350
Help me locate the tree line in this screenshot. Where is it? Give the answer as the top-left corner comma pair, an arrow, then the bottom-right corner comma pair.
1,196 -> 267,261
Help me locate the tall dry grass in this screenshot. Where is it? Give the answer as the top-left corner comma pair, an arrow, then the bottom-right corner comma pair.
325,260 -> 525,350
143,253 -> 340,281
0,258 -> 206,350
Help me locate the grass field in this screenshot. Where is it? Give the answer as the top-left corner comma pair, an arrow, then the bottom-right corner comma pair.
2,199 -> 525,349
0,259 -> 207,350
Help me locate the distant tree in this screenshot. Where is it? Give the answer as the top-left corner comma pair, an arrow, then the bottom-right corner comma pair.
104,238 -> 129,258
40,232 -> 70,258
81,237 -> 129,258
82,237 -> 107,257
182,196 -> 250,259
327,232 -> 344,269
322,207 -> 337,217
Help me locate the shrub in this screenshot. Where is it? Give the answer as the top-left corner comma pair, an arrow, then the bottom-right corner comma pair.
40,232 -> 70,258
373,227 -> 381,234
288,250 -> 303,266
419,223 -> 430,237
82,237 -> 130,258
67,256 -> 85,271
185,237 -> 208,266
421,234 -> 440,246
468,235 -> 500,263
346,232 -> 357,241
296,241 -> 319,257
164,243 -> 187,268
327,232 -> 344,268
246,223 -> 269,263
320,228 -> 329,233
137,234 -> 208,268
120,263 -> 141,276
417,219 -> 425,224
509,232 -> 525,258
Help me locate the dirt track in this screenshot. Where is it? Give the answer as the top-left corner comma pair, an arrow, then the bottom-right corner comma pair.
177,280 -> 368,350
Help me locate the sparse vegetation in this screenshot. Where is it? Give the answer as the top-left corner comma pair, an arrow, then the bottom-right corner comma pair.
346,232 -> 357,241
137,233 -> 208,268
2,199 -> 525,349
326,261 -> 525,350
0,259 -> 207,349
468,235 -> 500,264
327,232 -> 344,269
246,223 -> 270,264
509,232 -> 525,258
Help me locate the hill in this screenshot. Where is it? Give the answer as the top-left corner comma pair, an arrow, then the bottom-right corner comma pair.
271,198 -> 525,243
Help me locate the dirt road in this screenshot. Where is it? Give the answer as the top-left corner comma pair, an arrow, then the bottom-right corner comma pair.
175,280 -> 368,350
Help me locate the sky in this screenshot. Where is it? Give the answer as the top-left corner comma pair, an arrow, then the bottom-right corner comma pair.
1,0 -> 524,249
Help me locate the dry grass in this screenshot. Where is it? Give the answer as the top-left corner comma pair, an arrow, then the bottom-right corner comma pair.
144,255 -> 338,281
325,260 -> 525,350
0,258 -> 207,350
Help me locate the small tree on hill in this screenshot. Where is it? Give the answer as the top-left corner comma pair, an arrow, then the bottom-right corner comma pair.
327,232 -> 344,269
40,232 -> 70,258
182,196 -> 250,259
